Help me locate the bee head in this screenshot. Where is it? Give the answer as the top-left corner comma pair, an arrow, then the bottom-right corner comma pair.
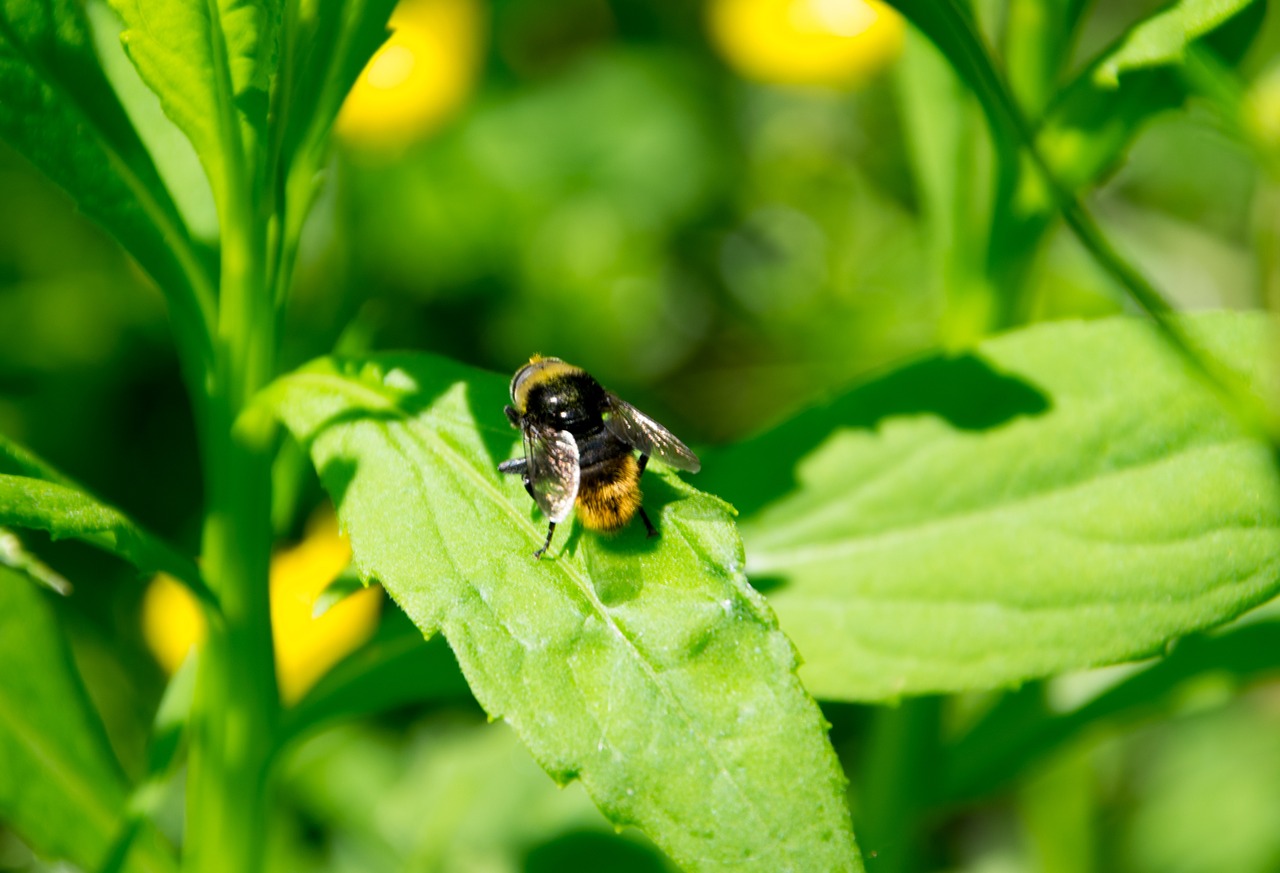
510,355 -> 579,412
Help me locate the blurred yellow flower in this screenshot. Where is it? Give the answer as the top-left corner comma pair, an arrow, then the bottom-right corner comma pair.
141,509 -> 381,704
336,0 -> 485,151
707,0 -> 905,88
140,570 -> 205,674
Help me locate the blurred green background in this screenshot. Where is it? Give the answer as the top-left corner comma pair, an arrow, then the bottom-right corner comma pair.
2,0 -> 1279,870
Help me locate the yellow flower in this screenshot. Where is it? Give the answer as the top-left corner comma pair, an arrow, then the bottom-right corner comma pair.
707,0 -> 905,88
336,0 -> 485,151
141,509 -> 381,704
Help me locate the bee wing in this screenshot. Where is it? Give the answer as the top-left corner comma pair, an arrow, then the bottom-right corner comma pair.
603,393 -> 701,473
524,424 -> 580,522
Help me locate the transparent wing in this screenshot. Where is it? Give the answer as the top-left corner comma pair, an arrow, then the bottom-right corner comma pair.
524,425 -> 580,522
603,394 -> 701,473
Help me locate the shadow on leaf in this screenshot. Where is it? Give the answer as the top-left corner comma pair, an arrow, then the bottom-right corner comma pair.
703,352 -> 1050,518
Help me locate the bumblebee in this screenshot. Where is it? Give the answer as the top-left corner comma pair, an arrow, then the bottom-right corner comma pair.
499,355 -> 701,558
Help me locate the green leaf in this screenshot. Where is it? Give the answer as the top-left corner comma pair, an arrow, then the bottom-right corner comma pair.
108,0 -> 281,208
0,567 -> 177,873
887,0 -> 1263,338
276,0 -> 396,170
1028,0 -> 1262,206
1094,0 -> 1256,87
988,0 -> 1263,310
310,567 -> 363,618
267,0 -> 396,304
703,313 -> 1280,701
0,0 -> 215,365
0,435 -> 212,608
263,354 -> 861,872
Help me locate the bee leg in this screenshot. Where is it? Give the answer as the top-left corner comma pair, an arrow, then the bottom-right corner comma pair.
635,454 -> 657,538
534,522 -> 556,559
639,507 -> 657,538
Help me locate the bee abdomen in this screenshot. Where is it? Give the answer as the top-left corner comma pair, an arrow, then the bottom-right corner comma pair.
576,454 -> 641,532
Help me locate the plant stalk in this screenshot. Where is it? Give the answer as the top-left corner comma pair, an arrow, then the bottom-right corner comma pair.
184,189 -> 279,873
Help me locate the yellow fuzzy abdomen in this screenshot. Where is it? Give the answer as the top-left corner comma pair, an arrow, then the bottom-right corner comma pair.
576,453 -> 642,532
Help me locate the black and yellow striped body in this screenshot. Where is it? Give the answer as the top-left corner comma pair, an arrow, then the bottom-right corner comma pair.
510,358 -> 644,532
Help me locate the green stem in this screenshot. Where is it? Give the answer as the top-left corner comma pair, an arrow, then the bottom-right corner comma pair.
185,159 -> 278,873
185,400 -> 276,873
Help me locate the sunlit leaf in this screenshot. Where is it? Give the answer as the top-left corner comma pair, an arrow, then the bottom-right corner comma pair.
0,567 -> 177,873
1094,0 -> 1257,87
264,354 -> 861,872
704,313 -> 1280,701
107,0 -> 281,208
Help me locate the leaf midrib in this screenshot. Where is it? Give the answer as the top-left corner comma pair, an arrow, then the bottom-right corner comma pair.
289,370 -> 779,842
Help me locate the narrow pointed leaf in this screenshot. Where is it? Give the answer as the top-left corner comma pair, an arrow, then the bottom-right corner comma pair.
263,355 -> 861,872
0,567 -> 177,873
0,0 -> 214,347
277,0 -> 397,169
1094,0 -> 1257,86
0,435 -> 210,606
1028,0 -> 1262,207
703,313 -> 1280,701
0,474 -> 210,607
108,0 -> 281,206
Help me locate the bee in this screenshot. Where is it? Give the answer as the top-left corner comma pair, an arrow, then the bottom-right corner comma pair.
498,355 -> 701,558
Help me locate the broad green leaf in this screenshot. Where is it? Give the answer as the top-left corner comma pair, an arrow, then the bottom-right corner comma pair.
0,567 -> 177,873
1094,0 -> 1256,87
108,0 -> 281,209
703,313 -> 1280,701
0,435 -> 211,607
0,0 -> 214,362
264,355 -> 861,872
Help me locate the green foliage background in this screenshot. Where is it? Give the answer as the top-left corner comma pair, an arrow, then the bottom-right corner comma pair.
1,0 -> 1279,871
